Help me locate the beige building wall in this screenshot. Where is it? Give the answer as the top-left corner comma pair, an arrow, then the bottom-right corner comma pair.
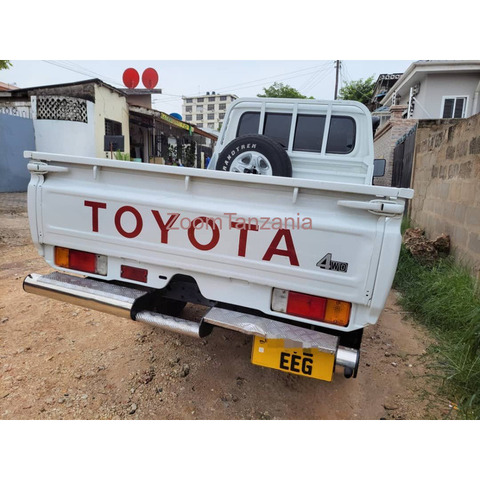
409,113 -> 480,273
94,84 -> 130,158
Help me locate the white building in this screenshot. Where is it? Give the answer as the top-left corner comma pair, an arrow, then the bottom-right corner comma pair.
182,92 -> 237,131
380,60 -> 480,120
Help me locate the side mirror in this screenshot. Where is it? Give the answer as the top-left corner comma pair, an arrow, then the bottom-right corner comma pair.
373,158 -> 386,178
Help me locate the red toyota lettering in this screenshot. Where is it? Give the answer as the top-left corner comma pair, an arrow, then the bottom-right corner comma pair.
84,200 -> 107,232
115,206 -> 143,238
152,211 -> 180,244
262,229 -> 299,266
188,217 -> 220,251
231,220 -> 259,257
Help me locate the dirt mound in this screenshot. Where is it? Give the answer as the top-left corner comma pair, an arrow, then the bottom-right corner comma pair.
404,228 -> 450,264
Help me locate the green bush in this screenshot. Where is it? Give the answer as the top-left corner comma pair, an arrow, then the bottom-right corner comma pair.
394,241 -> 480,419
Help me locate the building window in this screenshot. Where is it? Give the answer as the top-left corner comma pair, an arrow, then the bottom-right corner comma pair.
220,96 -> 227,101
208,97 -> 215,102
208,104 -> 214,111
197,114 -> 203,120
105,118 -> 122,136
197,123 -> 203,128
219,103 -> 226,110
197,97 -> 204,103
197,106 -> 204,113
207,113 -> 214,120
442,96 -> 467,118
186,115 -> 192,121
219,113 -> 225,119
186,98 -> 193,103
186,106 -> 192,113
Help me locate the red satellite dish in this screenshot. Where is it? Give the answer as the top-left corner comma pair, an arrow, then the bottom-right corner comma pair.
142,68 -> 159,89
123,68 -> 140,89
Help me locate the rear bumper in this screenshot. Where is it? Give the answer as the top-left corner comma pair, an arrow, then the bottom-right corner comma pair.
24,272 -> 360,377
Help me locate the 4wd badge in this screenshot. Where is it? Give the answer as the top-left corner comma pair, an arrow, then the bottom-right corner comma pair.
316,253 -> 348,273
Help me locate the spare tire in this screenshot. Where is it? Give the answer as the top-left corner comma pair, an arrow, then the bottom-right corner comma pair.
215,134 -> 292,177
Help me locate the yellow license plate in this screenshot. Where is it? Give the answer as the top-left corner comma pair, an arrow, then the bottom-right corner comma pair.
251,336 -> 335,381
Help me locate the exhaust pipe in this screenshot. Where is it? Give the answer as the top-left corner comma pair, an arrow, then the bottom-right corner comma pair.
336,346 -> 360,378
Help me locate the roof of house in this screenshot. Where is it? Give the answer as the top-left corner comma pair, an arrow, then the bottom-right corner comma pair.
0,81 -> 19,91
381,60 -> 480,105
0,78 -> 126,98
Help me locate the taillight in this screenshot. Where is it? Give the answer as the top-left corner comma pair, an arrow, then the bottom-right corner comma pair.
272,288 -> 351,327
54,247 -> 107,276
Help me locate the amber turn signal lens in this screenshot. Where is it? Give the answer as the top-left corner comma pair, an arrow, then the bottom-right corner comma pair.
324,299 -> 351,327
54,246 -> 70,268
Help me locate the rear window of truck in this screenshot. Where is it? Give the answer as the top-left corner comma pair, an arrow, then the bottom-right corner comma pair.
294,115 -> 356,154
237,112 -> 355,154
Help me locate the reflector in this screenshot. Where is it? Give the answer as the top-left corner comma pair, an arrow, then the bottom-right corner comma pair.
121,265 -> 148,283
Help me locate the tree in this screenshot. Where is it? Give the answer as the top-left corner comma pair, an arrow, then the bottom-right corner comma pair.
0,60 -> 12,71
338,76 -> 375,106
258,82 -> 313,99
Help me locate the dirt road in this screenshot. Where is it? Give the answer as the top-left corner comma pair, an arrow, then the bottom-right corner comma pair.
0,193 -> 450,420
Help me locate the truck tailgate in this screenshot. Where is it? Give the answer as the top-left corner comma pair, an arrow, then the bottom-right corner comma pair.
26,151 -> 413,331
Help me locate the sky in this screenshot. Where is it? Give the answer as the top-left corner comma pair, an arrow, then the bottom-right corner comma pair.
1,60 -> 414,116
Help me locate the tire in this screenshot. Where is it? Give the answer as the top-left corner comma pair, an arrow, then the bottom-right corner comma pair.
215,134 -> 292,177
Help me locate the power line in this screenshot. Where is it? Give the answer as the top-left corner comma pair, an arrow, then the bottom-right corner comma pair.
302,68 -> 333,95
299,63 -> 333,92
206,62 -> 332,94
42,60 -> 125,88
150,69 -> 334,107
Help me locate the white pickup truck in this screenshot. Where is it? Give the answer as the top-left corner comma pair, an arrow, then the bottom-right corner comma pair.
23,97 -> 413,382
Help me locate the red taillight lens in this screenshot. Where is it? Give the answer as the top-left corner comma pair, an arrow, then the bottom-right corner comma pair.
54,246 -> 107,276
272,288 -> 351,327
286,291 -> 327,321
69,250 -> 96,273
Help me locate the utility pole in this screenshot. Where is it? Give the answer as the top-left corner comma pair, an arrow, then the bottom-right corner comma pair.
334,60 -> 341,100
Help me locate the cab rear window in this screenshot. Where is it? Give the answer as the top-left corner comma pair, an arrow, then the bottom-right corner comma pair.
294,115 -> 356,154
237,112 -> 260,137
236,112 -> 356,154
237,112 -> 291,147
326,116 -> 356,154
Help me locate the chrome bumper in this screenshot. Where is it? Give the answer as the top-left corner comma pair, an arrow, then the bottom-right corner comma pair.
24,272 -> 360,376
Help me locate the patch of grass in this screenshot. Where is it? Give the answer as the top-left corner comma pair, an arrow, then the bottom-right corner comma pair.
394,243 -> 480,419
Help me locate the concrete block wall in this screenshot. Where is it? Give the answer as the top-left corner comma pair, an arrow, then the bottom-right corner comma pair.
409,113 -> 480,273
